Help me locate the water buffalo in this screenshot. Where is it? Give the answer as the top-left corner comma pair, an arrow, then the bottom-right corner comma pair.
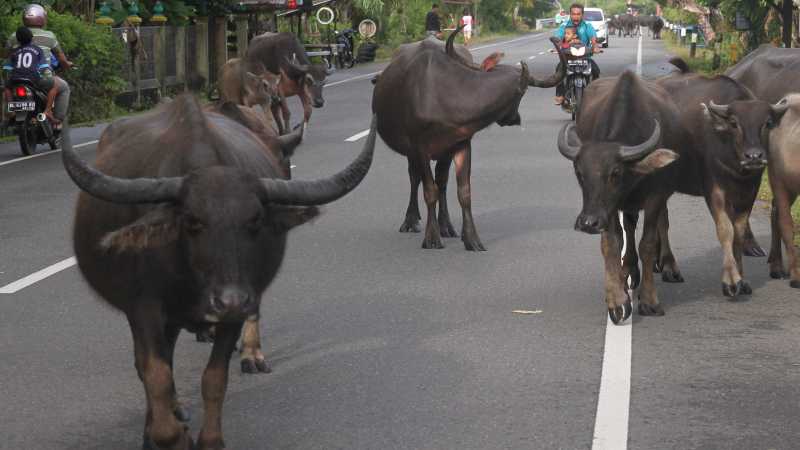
725,45 -> 800,104
218,58 -> 283,120
766,94 -> 800,288
655,66 -> 788,297
558,71 -> 688,322
245,32 -> 329,133
62,94 -> 376,449
373,28 -> 566,251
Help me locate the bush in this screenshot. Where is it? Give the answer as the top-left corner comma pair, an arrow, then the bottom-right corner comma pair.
2,10 -> 126,124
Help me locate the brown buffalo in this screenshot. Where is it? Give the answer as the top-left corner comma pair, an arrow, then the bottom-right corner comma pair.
767,94 -> 800,288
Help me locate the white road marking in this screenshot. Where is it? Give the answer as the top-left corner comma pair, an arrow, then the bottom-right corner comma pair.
592,38 -> 645,449
0,257 -> 77,294
529,55 -> 537,60
538,51 -> 546,55
0,140 -> 98,167
345,129 -> 371,142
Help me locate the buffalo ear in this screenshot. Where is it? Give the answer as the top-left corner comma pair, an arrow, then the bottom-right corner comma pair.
100,206 -> 179,253
269,206 -> 320,232
701,103 -> 729,132
631,148 -> 679,175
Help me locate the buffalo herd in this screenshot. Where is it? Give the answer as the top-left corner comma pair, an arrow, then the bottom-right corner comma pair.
57,26 -> 800,449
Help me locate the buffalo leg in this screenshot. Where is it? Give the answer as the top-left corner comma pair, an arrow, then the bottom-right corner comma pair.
271,101 -> 286,135
708,187 -> 749,297
300,91 -> 312,124
165,323 -> 191,423
656,207 -> 684,283
129,306 -> 193,450
768,198 -> 789,279
197,322 -> 242,450
454,141 -> 485,251
772,190 -> 800,287
240,317 -> 271,374
638,198 -> 667,316
435,155 -> 458,238
601,214 -> 632,324
621,211 -> 640,290
742,219 -> 766,257
417,155 -> 444,249
279,96 -> 292,131
399,158 -> 422,233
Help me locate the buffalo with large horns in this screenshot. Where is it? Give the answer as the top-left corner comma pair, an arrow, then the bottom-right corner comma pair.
63,94 -> 376,450
373,27 -> 566,251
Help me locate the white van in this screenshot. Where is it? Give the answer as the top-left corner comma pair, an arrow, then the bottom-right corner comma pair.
583,7 -> 609,48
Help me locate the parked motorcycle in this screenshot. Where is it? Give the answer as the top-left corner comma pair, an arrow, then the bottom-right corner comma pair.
334,28 -> 356,69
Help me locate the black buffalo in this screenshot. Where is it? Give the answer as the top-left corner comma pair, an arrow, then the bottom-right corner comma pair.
246,32 -> 329,133
63,94 -> 375,450
373,28 -> 565,251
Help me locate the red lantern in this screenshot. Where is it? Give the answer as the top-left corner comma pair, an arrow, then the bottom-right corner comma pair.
288,0 -> 297,9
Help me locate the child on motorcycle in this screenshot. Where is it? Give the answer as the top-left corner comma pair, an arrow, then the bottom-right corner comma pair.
3,26 -> 58,123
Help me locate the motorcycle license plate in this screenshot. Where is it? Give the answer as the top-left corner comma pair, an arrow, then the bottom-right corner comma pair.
8,101 -> 35,112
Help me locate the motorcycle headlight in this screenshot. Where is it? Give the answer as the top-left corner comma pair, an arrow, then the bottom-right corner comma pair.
570,46 -> 587,57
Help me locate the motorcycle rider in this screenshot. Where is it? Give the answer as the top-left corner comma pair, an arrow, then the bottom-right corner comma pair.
5,4 -> 72,128
553,3 -> 601,106
4,26 -> 59,121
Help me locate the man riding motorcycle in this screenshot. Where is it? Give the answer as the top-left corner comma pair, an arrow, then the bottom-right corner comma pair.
553,3 -> 601,106
4,4 -> 72,128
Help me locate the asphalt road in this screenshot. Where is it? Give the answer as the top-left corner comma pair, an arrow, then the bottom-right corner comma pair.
1,32 -> 798,450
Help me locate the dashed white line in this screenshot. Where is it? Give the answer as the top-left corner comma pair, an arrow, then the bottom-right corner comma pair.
0,257 -> 77,294
0,140 -> 98,167
529,55 -> 537,60
345,129 -> 371,142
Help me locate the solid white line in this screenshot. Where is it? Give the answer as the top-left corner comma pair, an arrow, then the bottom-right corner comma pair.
591,38 -> 646,450
592,315 -> 632,450
0,257 -> 77,294
345,129 -> 370,142
0,139 -> 98,167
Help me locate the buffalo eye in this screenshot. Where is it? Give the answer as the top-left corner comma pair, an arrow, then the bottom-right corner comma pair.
728,119 -> 739,129
765,117 -> 776,129
575,169 -> 584,185
246,213 -> 264,234
609,167 -> 621,183
183,215 -> 204,234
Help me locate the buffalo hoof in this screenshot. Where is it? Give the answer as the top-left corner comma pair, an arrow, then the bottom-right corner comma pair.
770,269 -> 789,279
241,358 -> 272,374
661,270 -> 684,283
743,243 -> 766,257
422,236 -> 444,249
637,302 -> 665,316
399,218 -> 421,233
462,233 -> 486,252
790,280 -> 800,289
142,429 -> 194,450
608,298 -> 632,325
722,280 -> 752,297
439,221 -> 459,238
173,404 -> 191,423
653,261 -> 663,274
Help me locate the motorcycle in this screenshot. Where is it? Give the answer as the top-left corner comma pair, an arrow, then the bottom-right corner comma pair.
3,78 -> 59,155
558,43 -> 601,121
334,28 -> 356,69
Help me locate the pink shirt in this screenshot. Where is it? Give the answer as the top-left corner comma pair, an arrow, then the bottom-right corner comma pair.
461,15 -> 473,32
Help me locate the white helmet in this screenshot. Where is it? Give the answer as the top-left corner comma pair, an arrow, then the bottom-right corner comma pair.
23,4 -> 47,28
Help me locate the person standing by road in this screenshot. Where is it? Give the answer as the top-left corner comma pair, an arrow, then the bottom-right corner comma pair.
425,4 -> 442,39
460,8 -> 474,45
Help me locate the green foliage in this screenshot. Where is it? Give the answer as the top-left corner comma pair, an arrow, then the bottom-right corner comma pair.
662,7 -> 699,25
2,9 -> 127,123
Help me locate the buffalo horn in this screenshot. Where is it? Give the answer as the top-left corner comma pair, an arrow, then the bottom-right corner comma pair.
771,97 -> 790,115
277,122 -> 305,159
557,122 -> 581,161
519,61 -> 529,93
527,37 -> 567,88
445,25 -> 482,71
284,55 -> 309,79
707,100 -> 730,117
618,119 -> 661,161
259,115 -> 377,205
61,122 -> 183,204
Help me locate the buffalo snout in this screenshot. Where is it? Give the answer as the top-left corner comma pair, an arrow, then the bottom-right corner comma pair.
208,286 -> 257,321
741,147 -> 767,168
575,213 -> 607,234
312,97 -> 325,108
